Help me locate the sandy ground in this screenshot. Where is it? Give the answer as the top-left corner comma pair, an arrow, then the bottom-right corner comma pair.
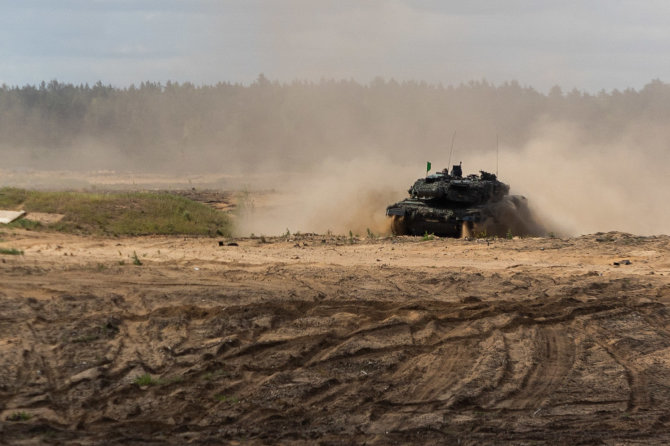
2,229 -> 670,445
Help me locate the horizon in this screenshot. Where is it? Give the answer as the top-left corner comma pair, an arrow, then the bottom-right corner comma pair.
3,1 -> 670,94
3,75 -> 668,96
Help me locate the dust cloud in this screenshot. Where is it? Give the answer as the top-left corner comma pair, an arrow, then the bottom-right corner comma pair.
240,119 -> 670,237
234,156 -> 415,237
237,119 -> 670,237
467,120 -> 670,236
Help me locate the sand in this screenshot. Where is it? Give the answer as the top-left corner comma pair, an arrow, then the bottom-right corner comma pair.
2,229 -> 670,445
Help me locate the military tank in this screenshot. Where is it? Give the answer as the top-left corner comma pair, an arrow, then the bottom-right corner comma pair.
386,163 -> 535,237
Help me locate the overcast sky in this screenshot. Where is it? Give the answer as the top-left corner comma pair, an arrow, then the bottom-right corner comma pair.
2,0 -> 670,92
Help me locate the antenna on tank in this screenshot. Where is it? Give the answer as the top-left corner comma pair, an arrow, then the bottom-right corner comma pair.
447,131 -> 456,170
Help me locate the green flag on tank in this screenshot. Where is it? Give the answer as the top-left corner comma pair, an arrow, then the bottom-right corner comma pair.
426,161 -> 431,173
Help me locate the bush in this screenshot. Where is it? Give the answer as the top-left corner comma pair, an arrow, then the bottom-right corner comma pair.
0,248 -> 23,255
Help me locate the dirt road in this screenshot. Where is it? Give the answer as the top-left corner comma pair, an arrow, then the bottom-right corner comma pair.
2,230 -> 670,444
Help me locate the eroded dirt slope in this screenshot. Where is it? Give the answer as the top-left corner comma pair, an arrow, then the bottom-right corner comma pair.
2,231 -> 670,445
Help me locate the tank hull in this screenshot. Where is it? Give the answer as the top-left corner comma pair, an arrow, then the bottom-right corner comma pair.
386,195 -> 536,238
386,199 -> 485,237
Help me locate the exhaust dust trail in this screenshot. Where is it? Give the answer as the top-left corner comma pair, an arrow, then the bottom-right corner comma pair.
235,157 -> 416,237
472,121 -> 670,236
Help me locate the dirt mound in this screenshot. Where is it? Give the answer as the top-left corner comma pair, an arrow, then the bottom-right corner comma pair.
2,231 -> 670,444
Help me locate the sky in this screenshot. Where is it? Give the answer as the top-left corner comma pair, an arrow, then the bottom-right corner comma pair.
2,0 -> 670,92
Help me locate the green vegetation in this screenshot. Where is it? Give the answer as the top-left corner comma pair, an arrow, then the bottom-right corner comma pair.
134,374 -> 160,386
6,411 -> 31,421
422,231 -> 435,241
8,218 -> 42,230
72,334 -> 100,343
214,394 -> 239,404
0,188 -> 231,236
202,369 -> 230,381
0,248 -> 23,255
132,251 -> 142,266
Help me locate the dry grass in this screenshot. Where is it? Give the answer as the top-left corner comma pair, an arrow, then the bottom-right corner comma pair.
0,188 -> 231,236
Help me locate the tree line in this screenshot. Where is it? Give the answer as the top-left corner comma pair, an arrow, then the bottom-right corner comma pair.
2,76 -> 669,171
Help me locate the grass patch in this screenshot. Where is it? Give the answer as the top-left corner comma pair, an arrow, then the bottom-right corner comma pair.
6,411 -> 31,421
0,248 -> 23,255
72,334 -> 100,343
214,394 -> 239,404
7,218 -> 42,230
202,369 -> 230,381
134,374 -> 160,386
422,231 -> 435,241
0,187 -> 231,236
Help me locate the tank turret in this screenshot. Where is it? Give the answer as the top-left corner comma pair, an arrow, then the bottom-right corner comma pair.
407,168 -> 509,204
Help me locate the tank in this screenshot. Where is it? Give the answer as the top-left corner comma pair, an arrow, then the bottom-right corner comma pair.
386,164 -> 537,237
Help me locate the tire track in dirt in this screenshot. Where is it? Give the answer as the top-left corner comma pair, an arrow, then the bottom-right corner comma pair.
494,325 -> 575,410
3,233 -> 670,444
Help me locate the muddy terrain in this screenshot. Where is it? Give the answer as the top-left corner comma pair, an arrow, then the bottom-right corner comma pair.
2,229 -> 670,445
